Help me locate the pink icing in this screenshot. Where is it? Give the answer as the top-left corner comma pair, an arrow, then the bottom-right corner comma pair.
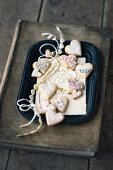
68,79 -> 84,90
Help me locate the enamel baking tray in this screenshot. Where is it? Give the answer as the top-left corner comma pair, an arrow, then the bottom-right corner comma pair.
17,40 -> 100,124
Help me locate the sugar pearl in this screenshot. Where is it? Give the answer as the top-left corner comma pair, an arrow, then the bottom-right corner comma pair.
60,38 -> 65,43
29,95 -> 34,100
59,43 -> 64,49
29,100 -> 34,104
31,89 -> 35,95
58,49 -> 62,54
34,84 -> 38,90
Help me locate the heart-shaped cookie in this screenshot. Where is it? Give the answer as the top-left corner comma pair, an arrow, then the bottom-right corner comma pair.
59,54 -> 77,70
32,60 -> 51,76
76,63 -> 93,78
38,83 -> 57,99
72,89 -> 83,99
68,78 -> 84,92
65,40 -> 82,56
45,104 -> 64,126
52,96 -> 69,113
46,111 -> 64,126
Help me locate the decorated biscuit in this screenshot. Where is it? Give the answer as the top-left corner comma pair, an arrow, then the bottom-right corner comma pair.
65,40 -> 82,56
31,69 -> 42,78
45,103 -> 64,126
40,100 -> 50,113
45,49 -> 55,58
59,54 -> 77,70
76,63 -> 93,78
72,89 -> 83,99
38,83 -> 57,100
67,79 -> 84,99
52,96 -> 69,113
31,60 -> 51,78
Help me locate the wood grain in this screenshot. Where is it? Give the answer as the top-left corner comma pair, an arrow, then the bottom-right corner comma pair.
103,0 -> 113,27
0,0 -> 42,83
0,148 -> 9,170
90,153 -> 113,170
100,36 -> 113,153
40,0 -> 103,27
7,151 -> 88,170
0,21 -> 110,158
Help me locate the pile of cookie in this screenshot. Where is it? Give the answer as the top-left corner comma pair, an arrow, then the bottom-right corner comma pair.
31,40 -> 93,126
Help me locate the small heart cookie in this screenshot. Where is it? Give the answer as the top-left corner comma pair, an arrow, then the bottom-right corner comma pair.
52,96 -> 69,112
45,103 -> 64,126
38,83 -> 57,99
59,54 -> 77,70
76,63 -> 93,78
72,89 -> 83,99
65,40 -> 82,56
31,69 -> 42,78
68,79 -> 84,93
45,49 -> 55,58
40,100 -> 50,113
31,60 -> 51,78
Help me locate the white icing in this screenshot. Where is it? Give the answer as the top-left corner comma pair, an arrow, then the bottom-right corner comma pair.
36,57 -> 86,115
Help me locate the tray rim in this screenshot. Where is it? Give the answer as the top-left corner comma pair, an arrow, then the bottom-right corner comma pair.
16,39 -> 100,124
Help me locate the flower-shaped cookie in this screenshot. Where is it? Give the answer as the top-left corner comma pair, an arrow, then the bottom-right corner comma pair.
59,54 -> 77,70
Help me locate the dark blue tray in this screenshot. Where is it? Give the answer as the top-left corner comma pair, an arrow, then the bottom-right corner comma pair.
17,40 -> 100,124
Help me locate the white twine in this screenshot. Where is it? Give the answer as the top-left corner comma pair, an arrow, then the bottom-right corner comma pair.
17,26 -> 65,137
17,97 -> 42,137
39,43 -> 58,58
17,99 -> 34,112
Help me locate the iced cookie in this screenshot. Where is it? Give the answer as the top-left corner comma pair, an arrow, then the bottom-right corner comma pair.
65,40 -> 82,56
52,96 -> 69,112
59,54 -> 77,70
67,78 -> 84,99
76,63 -> 93,78
45,49 -> 55,58
45,103 -> 64,126
31,60 -> 51,78
40,100 -> 50,113
38,83 -> 57,99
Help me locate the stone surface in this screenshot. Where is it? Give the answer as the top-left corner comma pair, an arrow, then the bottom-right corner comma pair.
40,0 -> 103,27
0,21 -> 110,157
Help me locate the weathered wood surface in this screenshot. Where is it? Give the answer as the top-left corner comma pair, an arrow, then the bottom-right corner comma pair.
90,153 -> 113,170
103,0 -> 113,27
0,21 -> 110,158
0,148 -> 9,170
7,151 -> 88,170
0,0 -> 113,169
100,35 -> 113,153
0,0 -> 42,83
40,0 -> 103,27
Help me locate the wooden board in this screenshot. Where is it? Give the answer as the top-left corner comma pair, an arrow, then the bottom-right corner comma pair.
0,0 -> 42,83
99,33 -> 113,152
103,0 -> 113,27
40,0 -> 103,27
0,148 -> 9,170
90,153 -> 113,170
0,21 -> 110,157
7,150 -> 88,170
